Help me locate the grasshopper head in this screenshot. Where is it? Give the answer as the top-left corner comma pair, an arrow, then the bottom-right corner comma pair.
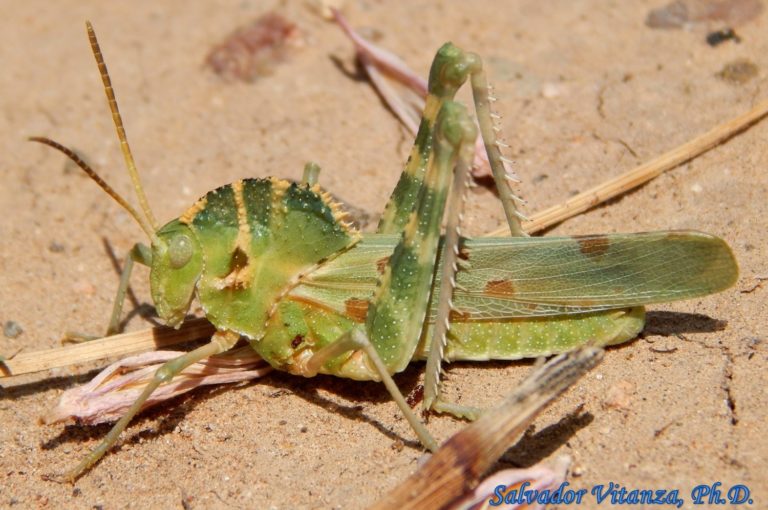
150,220 -> 203,328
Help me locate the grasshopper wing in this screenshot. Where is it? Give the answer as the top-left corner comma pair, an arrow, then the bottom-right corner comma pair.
290,231 -> 737,320
451,231 -> 738,318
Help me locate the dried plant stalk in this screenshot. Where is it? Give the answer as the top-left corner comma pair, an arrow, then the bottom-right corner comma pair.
1,318 -> 214,377
489,98 -> 768,236
369,346 -> 604,510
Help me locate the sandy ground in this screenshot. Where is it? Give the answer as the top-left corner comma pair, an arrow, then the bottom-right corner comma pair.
1,1 -> 766,508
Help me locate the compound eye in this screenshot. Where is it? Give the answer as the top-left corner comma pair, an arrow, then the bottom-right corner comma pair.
168,233 -> 193,269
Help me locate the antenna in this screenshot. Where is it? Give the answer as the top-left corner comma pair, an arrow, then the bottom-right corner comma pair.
85,21 -> 159,233
30,22 -> 162,242
29,137 -> 157,239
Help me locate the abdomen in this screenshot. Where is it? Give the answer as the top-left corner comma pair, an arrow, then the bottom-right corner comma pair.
415,307 -> 645,361
256,299 -> 644,380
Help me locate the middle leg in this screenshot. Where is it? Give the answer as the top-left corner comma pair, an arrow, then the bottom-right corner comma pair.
422,52 -> 529,418
306,100 -> 478,450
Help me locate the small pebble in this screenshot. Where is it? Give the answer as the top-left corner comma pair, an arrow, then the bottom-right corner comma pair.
71,280 -> 96,296
3,321 -> 23,339
716,59 -> 758,84
706,28 -> 740,46
541,82 -> 568,99
48,241 -> 65,253
603,380 -> 636,410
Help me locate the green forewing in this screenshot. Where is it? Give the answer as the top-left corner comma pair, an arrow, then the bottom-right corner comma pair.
290,231 -> 738,320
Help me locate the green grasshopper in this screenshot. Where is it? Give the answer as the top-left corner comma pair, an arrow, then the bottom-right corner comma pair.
32,23 -> 738,481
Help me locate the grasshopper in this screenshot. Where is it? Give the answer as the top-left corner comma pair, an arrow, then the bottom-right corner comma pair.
31,22 -> 738,482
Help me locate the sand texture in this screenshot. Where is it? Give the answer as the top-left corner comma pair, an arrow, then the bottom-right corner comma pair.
1,1 -> 766,508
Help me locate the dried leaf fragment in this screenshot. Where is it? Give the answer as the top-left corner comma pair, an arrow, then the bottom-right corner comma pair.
646,0 -> 763,29
44,347 -> 271,425
206,13 -> 303,82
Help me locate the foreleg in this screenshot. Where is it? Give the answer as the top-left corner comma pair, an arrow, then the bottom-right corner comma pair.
65,329 -> 239,481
